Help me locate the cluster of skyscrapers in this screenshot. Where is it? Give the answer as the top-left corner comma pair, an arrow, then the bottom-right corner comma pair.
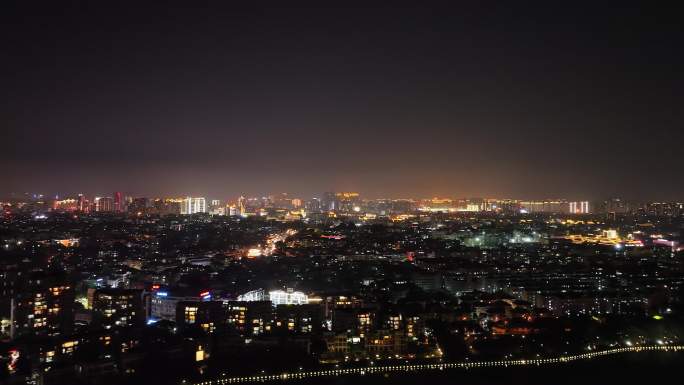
6,192 -> 684,221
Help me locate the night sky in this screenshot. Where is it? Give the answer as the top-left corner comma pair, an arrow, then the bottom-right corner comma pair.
2,2 -> 683,200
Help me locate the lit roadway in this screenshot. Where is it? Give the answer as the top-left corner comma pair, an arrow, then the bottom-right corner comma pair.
190,345 -> 683,385
247,229 -> 297,257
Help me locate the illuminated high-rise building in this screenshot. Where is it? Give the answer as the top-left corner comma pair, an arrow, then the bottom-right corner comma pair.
176,301 -> 224,333
94,196 -> 114,212
154,198 -> 182,215
52,198 -> 78,211
237,195 -> 246,216
322,192 -> 337,211
269,289 -> 308,306
77,194 -> 89,212
181,197 -> 206,214
569,201 -> 590,214
519,200 -> 568,213
228,205 -> 239,216
274,193 -> 292,209
128,197 -> 149,214
335,192 -> 361,212
305,197 -> 321,212
92,288 -> 144,329
10,272 -> 74,339
603,198 -> 630,214
582,201 -> 589,213
209,199 -> 224,215
114,192 -> 123,212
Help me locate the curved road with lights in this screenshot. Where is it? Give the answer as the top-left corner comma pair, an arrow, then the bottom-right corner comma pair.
191,345 -> 684,384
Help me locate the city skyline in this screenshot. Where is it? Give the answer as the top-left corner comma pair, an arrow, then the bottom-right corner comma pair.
11,189 -> 684,218
3,188 -> 682,203
2,183 -> 682,384
3,3 -> 683,385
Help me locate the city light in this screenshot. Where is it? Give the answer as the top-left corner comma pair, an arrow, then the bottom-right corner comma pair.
268,290 -> 308,306
3,3 -> 683,384
191,345 -> 684,384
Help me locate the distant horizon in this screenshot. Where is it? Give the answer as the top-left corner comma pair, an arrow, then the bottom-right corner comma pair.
2,189 -> 682,203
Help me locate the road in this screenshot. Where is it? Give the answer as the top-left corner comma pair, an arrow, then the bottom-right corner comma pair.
190,344 -> 684,384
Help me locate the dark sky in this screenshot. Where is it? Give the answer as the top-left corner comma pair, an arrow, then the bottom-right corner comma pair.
2,2 -> 683,200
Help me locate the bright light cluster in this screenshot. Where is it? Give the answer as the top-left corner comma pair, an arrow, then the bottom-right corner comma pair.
268,290 -> 308,306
